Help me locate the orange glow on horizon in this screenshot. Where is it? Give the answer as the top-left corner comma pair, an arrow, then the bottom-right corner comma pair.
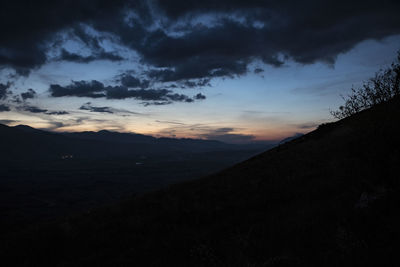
3,116 -> 315,143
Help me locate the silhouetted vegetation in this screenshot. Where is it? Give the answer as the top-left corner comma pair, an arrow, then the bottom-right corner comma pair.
331,51 -> 400,119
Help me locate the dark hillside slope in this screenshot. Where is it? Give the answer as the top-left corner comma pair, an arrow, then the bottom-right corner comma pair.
2,97 -> 400,266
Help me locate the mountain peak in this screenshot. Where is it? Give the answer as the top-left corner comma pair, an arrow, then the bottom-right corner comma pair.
13,124 -> 41,133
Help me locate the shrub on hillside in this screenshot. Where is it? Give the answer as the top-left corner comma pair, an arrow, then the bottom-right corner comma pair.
331,51 -> 400,119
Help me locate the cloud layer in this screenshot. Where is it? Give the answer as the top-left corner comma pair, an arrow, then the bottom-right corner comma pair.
0,83 -> 10,99
79,102 -> 142,115
1,0 -> 399,84
0,104 -> 10,112
49,80 -> 205,105
20,89 -> 36,100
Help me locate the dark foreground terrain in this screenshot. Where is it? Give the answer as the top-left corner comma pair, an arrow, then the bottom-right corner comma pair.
1,97 -> 400,266
0,125 -> 273,232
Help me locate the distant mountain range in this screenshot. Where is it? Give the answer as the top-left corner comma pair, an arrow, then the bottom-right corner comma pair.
0,124 -> 278,163
0,124 -> 282,229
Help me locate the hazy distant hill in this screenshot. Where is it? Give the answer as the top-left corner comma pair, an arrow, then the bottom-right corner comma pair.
63,129 -> 156,144
1,124 -> 130,161
63,129 -> 271,153
2,97 -> 399,266
0,124 -> 275,163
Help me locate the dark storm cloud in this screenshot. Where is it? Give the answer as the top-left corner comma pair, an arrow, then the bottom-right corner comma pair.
1,0 -> 400,83
146,56 -> 248,82
0,104 -> 10,112
0,0 -> 128,75
79,102 -> 143,115
167,93 -> 193,102
19,105 -> 48,113
0,83 -> 11,99
0,119 -> 18,124
142,101 -> 172,106
49,80 -> 106,98
127,1 -> 400,83
119,74 -> 150,88
79,102 -> 114,114
106,86 -> 195,103
106,86 -> 169,101
49,80 -> 199,104
254,68 -> 264,74
17,104 -> 68,115
11,95 -> 22,104
20,89 -> 37,100
59,49 -> 123,63
46,111 -> 69,115
194,93 -> 206,100
182,79 -> 211,88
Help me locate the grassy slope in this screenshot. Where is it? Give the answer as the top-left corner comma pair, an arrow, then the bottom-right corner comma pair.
2,97 -> 400,266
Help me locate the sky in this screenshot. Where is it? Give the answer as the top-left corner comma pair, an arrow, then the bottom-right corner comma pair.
0,0 -> 399,143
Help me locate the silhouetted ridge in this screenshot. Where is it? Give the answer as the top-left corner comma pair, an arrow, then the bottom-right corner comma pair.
0,124 -> 274,164
13,124 -> 40,132
64,130 -> 156,144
